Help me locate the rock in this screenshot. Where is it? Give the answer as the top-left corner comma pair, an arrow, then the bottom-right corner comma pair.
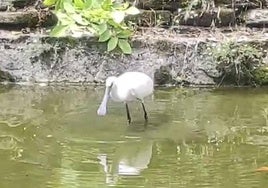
0,0 -> 11,11
245,9 -> 268,27
154,65 -> 175,85
214,0 -> 231,5
0,0 -> 36,9
176,8 -> 235,27
0,9 -> 57,28
37,8 -> 57,27
215,0 -> 266,7
0,69 -> 15,82
135,0 -> 187,11
0,10 -> 38,28
127,10 -> 171,27
225,1 -> 260,9
217,8 -> 236,26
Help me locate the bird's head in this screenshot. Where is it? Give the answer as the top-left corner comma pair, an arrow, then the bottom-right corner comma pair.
105,76 -> 117,88
97,76 -> 117,116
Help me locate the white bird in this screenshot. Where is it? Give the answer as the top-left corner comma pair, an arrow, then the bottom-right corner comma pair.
97,72 -> 154,123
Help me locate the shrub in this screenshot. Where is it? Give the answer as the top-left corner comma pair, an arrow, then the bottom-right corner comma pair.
43,0 -> 140,54
210,40 -> 264,85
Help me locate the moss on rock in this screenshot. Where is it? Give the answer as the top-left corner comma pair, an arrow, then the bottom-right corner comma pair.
0,70 -> 15,82
253,66 -> 268,85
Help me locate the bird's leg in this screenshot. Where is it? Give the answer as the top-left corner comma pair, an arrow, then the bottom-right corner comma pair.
125,103 -> 131,124
141,102 -> 148,122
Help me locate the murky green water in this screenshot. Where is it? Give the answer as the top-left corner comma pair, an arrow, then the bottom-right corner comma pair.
0,85 -> 268,188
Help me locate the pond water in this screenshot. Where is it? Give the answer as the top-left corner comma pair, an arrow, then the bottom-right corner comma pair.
0,85 -> 268,188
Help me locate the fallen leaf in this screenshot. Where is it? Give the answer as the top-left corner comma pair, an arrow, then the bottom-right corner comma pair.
256,166 -> 268,172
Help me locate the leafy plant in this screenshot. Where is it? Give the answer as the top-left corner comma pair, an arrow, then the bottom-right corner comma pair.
43,0 -> 140,54
210,40 -> 264,85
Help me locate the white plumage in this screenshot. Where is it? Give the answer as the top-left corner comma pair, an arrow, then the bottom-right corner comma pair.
97,72 -> 154,123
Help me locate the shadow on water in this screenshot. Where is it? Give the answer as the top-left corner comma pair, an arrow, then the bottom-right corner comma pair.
0,86 -> 268,187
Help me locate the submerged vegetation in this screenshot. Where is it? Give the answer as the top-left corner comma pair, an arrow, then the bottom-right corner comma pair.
43,0 -> 140,54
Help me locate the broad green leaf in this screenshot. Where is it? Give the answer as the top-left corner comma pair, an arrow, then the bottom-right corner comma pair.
84,0 -> 92,8
55,0 -> 64,10
90,23 -> 100,32
87,26 -> 96,34
48,0 -> 135,55
63,1 -> 75,14
107,19 -> 121,28
71,14 -> 88,25
74,0 -> 84,9
97,23 -> 108,35
43,0 -> 56,6
60,19 -> 74,25
122,2 -> 130,9
68,23 -> 77,32
107,37 -> 118,51
113,1 -> 129,10
69,25 -> 82,37
98,29 -> 112,42
55,12 -> 74,25
82,9 -> 108,21
111,10 -> 125,23
70,25 -> 94,37
55,11 -> 68,19
50,25 -> 69,37
118,39 -> 132,54
117,30 -> 132,39
92,0 -> 102,9
102,0 -> 112,10
125,6 -> 140,15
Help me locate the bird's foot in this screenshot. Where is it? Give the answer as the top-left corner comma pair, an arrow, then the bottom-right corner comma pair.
127,118 -> 131,125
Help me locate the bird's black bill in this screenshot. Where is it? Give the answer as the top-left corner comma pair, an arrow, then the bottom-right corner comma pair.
125,103 -> 131,124
141,102 -> 148,122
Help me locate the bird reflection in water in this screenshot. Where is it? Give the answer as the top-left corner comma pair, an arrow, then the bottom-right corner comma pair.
98,140 -> 153,185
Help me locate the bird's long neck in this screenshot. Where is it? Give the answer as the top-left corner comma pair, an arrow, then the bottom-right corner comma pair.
109,84 -> 120,102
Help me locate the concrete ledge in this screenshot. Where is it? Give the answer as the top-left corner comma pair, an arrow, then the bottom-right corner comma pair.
0,27 -> 268,86
245,9 -> 268,27
177,8 -> 235,27
0,0 -> 36,10
127,10 -> 172,27
0,9 -> 57,28
0,10 -> 38,27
